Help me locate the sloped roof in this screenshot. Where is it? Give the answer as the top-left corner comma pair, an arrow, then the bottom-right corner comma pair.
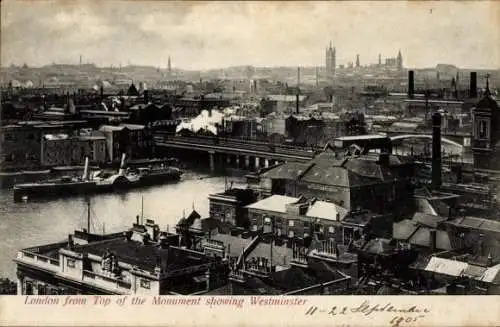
407,227 -> 455,251
480,264 -> 500,284
361,238 -> 394,255
262,162 -> 311,180
393,219 -> 419,241
425,257 -> 468,277
245,195 -> 299,213
448,217 -> 500,233
306,201 -> 348,221
412,212 -> 447,228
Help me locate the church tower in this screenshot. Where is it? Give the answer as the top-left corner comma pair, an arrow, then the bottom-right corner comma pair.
167,56 -> 172,74
472,75 -> 500,170
397,50 -> 403,70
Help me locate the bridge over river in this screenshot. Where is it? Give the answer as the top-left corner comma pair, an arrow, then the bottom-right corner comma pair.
154,134 -> 471,172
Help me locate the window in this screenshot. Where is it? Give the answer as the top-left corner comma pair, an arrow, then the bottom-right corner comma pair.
67,258 -> 76,268
288,230 -> 294,238
140,279 -> 151,289
289,220 -> 294,227
328,226 -> 335,233
38,284 -> 47,295
25,281 -> 33,295
476,119 -> 490,139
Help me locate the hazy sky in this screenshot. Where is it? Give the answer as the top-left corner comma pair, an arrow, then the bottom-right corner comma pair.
1,1 -> 499,70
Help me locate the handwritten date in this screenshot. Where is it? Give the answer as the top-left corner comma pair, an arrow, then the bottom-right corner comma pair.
305,300 -> 429,327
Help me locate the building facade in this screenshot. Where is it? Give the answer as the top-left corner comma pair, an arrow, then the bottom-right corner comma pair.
15,220 -> 229,295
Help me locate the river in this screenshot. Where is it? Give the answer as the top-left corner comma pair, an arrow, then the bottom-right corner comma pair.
0,169 -> 247,280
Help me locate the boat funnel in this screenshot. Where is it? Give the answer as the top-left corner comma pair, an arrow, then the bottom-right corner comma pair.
82,157 -> 89,180
118,153 -> 127,176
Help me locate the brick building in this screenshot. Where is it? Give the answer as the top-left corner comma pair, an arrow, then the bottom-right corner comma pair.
98,124 -> 152,162
41,132 -> 107,166
0,121 -> 87,170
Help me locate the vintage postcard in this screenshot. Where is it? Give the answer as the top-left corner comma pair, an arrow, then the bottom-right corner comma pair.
0,0 -> 499,326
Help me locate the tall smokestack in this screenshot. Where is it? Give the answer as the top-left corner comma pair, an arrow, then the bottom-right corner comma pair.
296,93 -> 299,115
118,153 -> 127,176
470,72 -> 477,98
408,70 -> 414,98
82,157 -> 89,180
432,112 -> 442,189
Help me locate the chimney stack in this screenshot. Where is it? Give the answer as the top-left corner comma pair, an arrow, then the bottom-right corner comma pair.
430,229 -> 437,252
470,72 -> 477,98
143,89 -> 149,104
68,234 -> 74,250
432,112 -> 442,189
408,70 -> 415,98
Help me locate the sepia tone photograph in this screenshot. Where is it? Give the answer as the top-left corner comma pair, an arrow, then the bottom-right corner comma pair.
0,1 -> 499,322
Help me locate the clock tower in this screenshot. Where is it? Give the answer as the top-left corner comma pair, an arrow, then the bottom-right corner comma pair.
472,76 -> 500,170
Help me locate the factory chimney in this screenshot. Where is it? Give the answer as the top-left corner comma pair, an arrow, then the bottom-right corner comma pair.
408,70 -> 414,98
470,72 -> 477,98
432,112 -> 442,189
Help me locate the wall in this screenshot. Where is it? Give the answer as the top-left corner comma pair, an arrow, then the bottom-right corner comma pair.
0,126 -> 42,170
210,200 -> 237,226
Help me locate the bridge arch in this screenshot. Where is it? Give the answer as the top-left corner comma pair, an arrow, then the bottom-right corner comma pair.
390,134 -> 464,148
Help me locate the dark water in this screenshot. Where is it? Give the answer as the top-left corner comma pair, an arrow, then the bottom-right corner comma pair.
0,169 -> 246,280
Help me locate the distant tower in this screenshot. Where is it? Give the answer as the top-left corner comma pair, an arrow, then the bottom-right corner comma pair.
315,66 -> 319,87
356,54 -> 360,68
325,42 -> 336,77
79,55 -> 82,67
472,74 -> 500,170
167,56 -> 172,74
378,54 -> 381,66
397,50 -> 403,70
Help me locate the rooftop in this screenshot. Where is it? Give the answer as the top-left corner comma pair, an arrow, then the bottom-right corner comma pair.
447,217 -> 500,233
71,238 -> 209,272
305,200 -> 348,221
245,195 -> 299,214
211,233 -> 292,267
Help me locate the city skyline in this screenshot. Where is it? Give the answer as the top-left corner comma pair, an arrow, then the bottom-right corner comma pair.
1,1 -> 500,70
